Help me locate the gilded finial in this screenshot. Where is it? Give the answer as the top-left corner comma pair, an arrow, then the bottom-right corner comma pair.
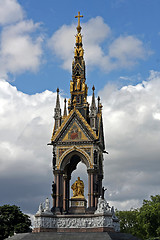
75,11 -> 83,33
57,88 -> 59,93
92,85 -> 95,92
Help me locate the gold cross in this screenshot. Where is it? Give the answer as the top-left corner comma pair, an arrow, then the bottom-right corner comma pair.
75,12 -> 83,33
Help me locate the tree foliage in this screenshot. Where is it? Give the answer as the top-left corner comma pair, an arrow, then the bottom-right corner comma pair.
0,205 -> 31,240
116,195 -> 160,240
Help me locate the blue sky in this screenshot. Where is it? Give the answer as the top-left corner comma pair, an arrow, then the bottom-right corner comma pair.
0,0 -> 160,219
4,0 -> 160,95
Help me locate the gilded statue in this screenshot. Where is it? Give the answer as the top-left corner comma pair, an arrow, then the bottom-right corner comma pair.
70,81 -> 74,92
71,177 -> 84,198
76,33 -> 82,44
82,81 -> 86,91
77,77 -> 81,91
79,46 -> 84,57
74,46 -> 83,57
74,47 -> 78,57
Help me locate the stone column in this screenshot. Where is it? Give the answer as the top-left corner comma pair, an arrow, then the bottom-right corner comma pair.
52,174 -> 56,208
94,174 -> 98,208
56,173 -> 60,208
63,174 -> 67,212
88,172 -> 91,208
66,177 -> 70,212
91,173 -> 94,208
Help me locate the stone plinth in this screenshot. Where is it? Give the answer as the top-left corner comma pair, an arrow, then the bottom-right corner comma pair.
33,212 -> 120,233
33,197 -> 120,233
69,198 -> 87,214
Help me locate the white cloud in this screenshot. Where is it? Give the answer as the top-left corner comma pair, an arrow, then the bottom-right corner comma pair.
108,35 -> 146,68
0,0 -> 43,78
0,20 -> 43,77
48,24 -> 75,71
0,79 -> 56,212
0,0 -> 24,25
0,71 -> 160,213
99,70 -> 160,209
48,16 -> 150,72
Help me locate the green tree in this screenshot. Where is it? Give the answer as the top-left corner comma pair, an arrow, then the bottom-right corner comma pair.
116,195 -> 160,240
116,208 -> 141,238
0,205 -> 31,240
138,195 -> 160,239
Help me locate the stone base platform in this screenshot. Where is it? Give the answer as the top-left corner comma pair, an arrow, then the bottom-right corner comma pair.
33,212 -> 120,233
5,232 -> 141,240
33,197 -> 120,233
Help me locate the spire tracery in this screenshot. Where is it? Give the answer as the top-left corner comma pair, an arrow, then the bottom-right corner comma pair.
68,12 -> 89,121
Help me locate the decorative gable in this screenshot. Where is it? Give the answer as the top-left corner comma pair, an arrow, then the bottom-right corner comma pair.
51,108 -> 98,143
62,121 -> 90,142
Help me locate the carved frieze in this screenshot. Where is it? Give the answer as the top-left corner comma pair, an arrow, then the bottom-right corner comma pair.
34,215 -> 116,230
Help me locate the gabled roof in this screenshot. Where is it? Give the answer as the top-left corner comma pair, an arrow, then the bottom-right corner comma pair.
51,108 -> 98,143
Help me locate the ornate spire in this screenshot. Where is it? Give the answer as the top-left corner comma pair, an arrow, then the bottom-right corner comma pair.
90,86 -> 97,132
63,98 -> 67,118
54,88 -> 62,133
90,85 -> 97,113
97,96 -> 100,114
97,96 -> 102,114
68,12 -> 89,121
55,88 -> 60,110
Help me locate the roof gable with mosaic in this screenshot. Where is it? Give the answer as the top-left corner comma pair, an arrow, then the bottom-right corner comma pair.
51,108 -> 98,143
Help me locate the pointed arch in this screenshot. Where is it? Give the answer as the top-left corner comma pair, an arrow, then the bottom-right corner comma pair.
59,147 -> 91,175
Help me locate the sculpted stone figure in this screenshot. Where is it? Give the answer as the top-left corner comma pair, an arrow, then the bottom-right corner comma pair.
36,203 -> 43,215
70,81 -> 74,92
82,81 -> 85,91
78,46 -> 84,57
71,177 -> 84,198
77,77 -> 81,91
74,47 -> 78,57
76,33 -> 82,44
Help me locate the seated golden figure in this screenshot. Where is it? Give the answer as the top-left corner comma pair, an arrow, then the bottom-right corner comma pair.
71,177 -> 84,199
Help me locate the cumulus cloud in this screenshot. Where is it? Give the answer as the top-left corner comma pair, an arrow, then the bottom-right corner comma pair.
48,23 -> 75,71
100,70 -> 160,209
0,78 -> 60,213
0,0 -> 24,25
108,35 -> 146,68
48,16 -> 150,72
0,71 -> 160,213
0,0 -> 43,78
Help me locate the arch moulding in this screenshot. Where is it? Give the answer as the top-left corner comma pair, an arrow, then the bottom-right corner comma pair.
57,146 -> 93,171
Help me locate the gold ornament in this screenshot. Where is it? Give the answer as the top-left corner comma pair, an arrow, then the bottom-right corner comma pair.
70,81 -> 74,92
71,177 -> 84,199
77,77 -> 81,91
